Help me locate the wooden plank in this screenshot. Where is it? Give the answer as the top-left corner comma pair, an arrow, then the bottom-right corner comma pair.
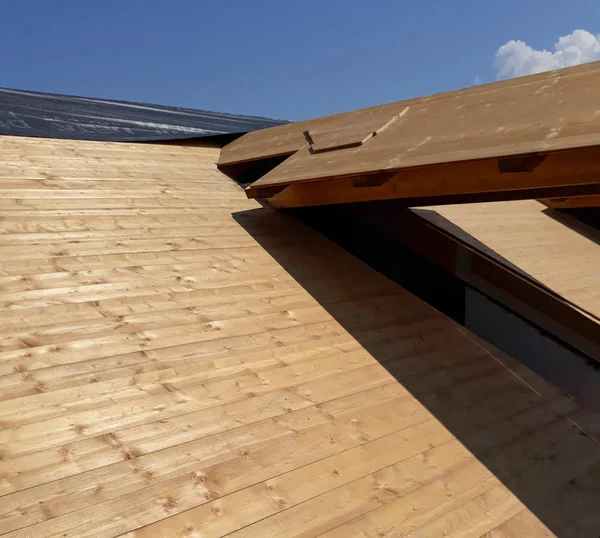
220,62 -> 600,205
0,317 -> 449,405
247,145 -> 600,207
13,357 -> 562,538
1,134 -> 599,538
122,420 -> 456,538
0,293 -> 429,376
0,367 -> 390,496
0,333 -> 397,429
413,200 -> 600,324
222,62 -> 600,167
316,406 -> 599,538
127,396 -> 577,537
0,385 -> 434,537
220,389 -> 574,538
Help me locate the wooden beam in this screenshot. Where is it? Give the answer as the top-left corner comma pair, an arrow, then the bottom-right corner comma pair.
346,204 -> 600,362
248,146 -> 600,208
222,61 -> 600,193
538,194 -> 600,208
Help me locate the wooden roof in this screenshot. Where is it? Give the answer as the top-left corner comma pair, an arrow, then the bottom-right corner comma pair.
219,62 -> 600,208
414,200 -> 600,323
345,200 -> 600,361
1,135 -> 600,537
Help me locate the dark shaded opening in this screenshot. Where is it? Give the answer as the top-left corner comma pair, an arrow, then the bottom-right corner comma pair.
144,132 -> 246,148
233,205 -> 600,537
218,153 -> 293,186
288,204 -> 466,325
567,207 -> 600,230
290,201 -> 600,402
543,207 -> 600,245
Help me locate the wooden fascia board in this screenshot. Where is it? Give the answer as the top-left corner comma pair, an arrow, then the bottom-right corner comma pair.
248,146 -> 600,208
219,61 -> 600,171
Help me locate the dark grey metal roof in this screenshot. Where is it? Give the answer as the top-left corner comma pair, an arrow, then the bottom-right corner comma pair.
0,87 -> 288,142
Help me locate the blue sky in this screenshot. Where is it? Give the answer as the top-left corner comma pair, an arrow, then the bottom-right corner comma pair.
2,0 -> 599,120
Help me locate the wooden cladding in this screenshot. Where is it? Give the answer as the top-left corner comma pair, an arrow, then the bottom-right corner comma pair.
247,146 -> 600,208
219,61 -> 600,208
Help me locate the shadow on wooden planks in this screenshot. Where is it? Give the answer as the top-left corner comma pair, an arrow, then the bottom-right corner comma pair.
405,208 -> 543,283
542,207 -> 600,249
288,201 -> 600,370
233,205 -> 600,538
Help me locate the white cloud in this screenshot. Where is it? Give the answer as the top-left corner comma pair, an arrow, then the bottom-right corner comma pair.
495,29 -> 600,79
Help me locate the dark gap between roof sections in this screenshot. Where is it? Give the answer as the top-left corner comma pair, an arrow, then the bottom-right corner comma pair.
288,202 -> 600,411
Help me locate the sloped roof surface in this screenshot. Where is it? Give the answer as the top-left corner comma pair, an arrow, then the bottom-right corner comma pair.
220,62 -> 600,209
1,134 -> 600,537
415,200 -> 600,322
0,87 -> 287,142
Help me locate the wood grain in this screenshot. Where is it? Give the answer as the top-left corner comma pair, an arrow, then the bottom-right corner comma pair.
248,145 -> 600,207
0,135 -> 598,538
220,61 -> 600,174
414,200 -> 600,322
341,202 -> 600,361
218,62 -> 600,207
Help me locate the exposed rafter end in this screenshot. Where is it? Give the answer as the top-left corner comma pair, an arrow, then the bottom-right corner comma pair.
351,172 -> 396,188
246,184 -> 288,199
538,194 -> 600,209
247,171 -> 395,200
248,146 -> 600,209
498,153 -> 548,174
